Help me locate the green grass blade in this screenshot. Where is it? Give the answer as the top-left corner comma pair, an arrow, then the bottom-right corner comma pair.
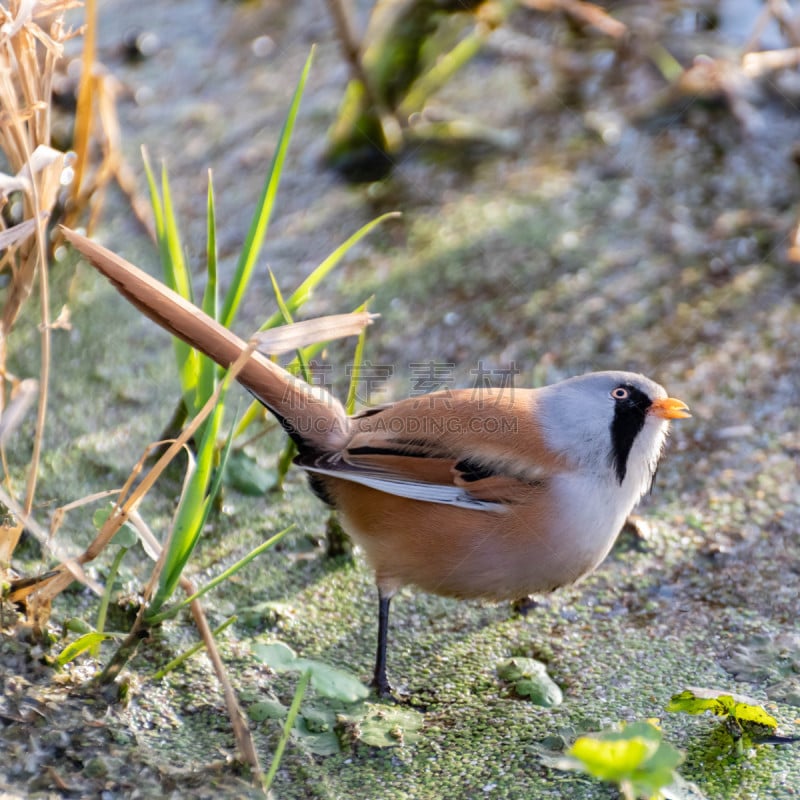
203,170 -> 219,321
150,526 -> 293,624
160,163 -> 192,300
149,387 -> 240,616
264,669 -> 311,793
148,399 -> 227,615
268,270 -> 309,381
260,212 -> 400,331
221,47 -> 315,329
345,299 -> 373,415
160,164 -> 200,408
142,148 -> 165,245
197,171 -> 219,411
148,451 -> 203,614
268,269 -> 294,325
143,152 -> 199,409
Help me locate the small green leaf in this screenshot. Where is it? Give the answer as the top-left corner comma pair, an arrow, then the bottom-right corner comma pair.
91,506 -> 110,529
252,642 -> 368,702
299,704 -> 336,734
667,689 -> 726,716
252,641 -> 299,672
497,657 -> 563,707
297,659 -> 369,703
570,735 -> 654,781
58,632 -> 116,666
293,725 -> 341,756
350,704 -> 424,748
112,526 -> 138,550
561,720 -> 684,799
732,701 -> 778,729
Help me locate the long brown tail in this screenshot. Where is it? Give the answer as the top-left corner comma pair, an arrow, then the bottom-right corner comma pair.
61,227 -> 350,452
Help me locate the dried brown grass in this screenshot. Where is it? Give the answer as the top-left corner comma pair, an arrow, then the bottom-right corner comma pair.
0,1 -> 82,573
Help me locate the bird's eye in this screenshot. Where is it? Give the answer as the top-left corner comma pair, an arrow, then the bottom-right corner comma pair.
611,386 -> 630,400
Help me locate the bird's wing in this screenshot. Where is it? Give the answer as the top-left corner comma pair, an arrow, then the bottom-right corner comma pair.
296,453 -> 508,511
296,389 -> 562,510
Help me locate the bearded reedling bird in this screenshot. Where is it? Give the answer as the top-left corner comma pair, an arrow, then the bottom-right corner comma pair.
62,228 -> 690,698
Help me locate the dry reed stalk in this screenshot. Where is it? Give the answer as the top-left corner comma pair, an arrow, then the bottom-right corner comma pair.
0,0 -> 77,336
0,1 -> 78,543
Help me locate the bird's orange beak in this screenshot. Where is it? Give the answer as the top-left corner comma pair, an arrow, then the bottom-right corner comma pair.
649,397 -> 691,420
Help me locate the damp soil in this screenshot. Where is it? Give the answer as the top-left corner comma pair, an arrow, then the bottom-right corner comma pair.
2,1 -> 800,798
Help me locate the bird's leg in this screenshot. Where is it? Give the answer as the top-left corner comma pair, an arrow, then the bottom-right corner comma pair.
370,591 -> 393,698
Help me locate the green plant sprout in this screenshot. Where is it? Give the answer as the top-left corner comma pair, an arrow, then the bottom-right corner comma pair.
56,507 -> 139,666
91,507 -> 138,655
666,687 -> 785,755
555,720 -> 684,800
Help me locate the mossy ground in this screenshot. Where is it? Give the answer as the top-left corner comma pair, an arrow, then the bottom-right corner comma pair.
2,1 -> 800,798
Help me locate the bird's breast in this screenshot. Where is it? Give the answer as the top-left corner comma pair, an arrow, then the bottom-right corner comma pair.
329,471 -> 637,602
543,472 -> 636,577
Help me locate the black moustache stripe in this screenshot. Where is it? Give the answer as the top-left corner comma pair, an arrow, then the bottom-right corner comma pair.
609,385 -> 651,484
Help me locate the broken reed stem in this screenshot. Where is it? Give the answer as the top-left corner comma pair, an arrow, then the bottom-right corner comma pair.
188,596 -> 263,782
70,0 -> 97,214
24,185 -> 51,516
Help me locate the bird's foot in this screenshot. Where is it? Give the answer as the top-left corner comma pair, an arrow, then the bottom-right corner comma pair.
370,675 -> 396,701
370,679 -> 433,710
511,595 -> 538,617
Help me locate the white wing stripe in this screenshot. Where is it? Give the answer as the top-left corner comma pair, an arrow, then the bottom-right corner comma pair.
301,465 -> 507,512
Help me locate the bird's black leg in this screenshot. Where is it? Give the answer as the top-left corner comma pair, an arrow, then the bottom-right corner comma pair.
370,591 -> 393,698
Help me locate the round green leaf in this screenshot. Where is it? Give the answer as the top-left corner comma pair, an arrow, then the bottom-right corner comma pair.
298,659 -> 369,703
252,641 -> 298,672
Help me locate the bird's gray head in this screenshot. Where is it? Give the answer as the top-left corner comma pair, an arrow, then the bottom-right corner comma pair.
538,371 -> 688,488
